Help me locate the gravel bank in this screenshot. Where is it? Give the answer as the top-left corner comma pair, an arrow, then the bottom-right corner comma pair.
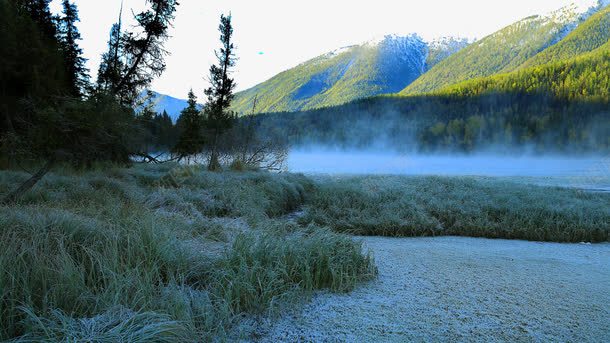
259,236 -> 610,342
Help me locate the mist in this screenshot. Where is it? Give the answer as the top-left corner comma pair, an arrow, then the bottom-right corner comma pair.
254,93 -> 609,158
287,148 -> 609,190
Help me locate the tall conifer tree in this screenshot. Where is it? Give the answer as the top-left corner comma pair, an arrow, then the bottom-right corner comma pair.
58,0 -> 89,97
174,89 -> 205,159
204,14 -> 237,170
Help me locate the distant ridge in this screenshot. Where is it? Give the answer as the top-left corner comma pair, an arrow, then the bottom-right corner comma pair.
229,35 -> 469,114
139,91 -> 199,122
148,1 -> 610,117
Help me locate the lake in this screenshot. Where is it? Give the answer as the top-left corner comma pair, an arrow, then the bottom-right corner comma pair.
287,150 -> 610,191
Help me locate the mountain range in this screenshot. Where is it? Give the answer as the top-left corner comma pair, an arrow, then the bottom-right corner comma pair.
229,35 -> 469,114
147,0 -> 610,119
438,4 -> 610,99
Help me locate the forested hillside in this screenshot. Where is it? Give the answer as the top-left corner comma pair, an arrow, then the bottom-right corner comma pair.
253,89 -> 609,153
400,5 -> 586,95
518,5 -> 610,68
438,48 -> 610,101
231,35 -> 467,114
244,2 -> 610,153
251,41 -> 610,154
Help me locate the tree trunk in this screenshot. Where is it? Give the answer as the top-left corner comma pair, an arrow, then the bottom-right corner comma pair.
2,158 -> 54,205
208,128 -> 221,171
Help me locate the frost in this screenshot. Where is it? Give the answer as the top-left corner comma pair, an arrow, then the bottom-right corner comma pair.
259,236 -> 610,342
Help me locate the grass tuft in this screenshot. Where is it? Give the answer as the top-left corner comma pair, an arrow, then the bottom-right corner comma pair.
0,165 -> 373,341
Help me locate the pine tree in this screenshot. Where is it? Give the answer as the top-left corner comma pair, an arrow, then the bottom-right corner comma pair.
173,89 -> 205,159
204,14 -> 237,170
58,0 -> 89,97
1,0 -> 67,143
137,92 -> 157,153
1,0 -> 64,168
97,0 -> 178,105
158,110 -> 175,148
97,3 -> 124,96
18,0 -> 57,40
117,0 -> 178,105
152,110 -> 174,148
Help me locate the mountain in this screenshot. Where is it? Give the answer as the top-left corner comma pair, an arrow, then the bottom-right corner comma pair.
230,35 -> 469,115
518,4 -> 610,69
248,1 -> 610,153
139,91 -> 192,122
436,47 -> 610,101
400,2 -> 601,95
150,1 -> 608,119
252,45 -> 610,153
433,2 -> 610,100
426,37 -> 472,69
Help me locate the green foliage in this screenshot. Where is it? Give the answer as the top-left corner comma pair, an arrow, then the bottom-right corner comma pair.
16,0 -> 57,40
97,21 -> 124,99
57,0 -> 89,97
520,6 -> 610,68
0,165 -> 373,341
302,176 -> 610,242
204,14 -> 238,170
30,95 -> 138,165
231,35 -> 451,115
402,11 -> 578,95
97,0 -> 179,106
0,0 -> 67,109
439,49 -> 610,102
253,92 -> 609,153
1,0 -> 181,169
136,107 -> 177,153
153,110 -> 178,150
173,90 -> 205,158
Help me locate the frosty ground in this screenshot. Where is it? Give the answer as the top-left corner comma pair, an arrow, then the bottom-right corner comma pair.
259,236 -> 610,342
1,165 -> 608,341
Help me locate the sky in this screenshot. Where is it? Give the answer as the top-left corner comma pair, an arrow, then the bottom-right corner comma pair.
50,0 -> 594,99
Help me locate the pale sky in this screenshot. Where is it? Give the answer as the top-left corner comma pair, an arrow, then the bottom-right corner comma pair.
50,0 -> 595,99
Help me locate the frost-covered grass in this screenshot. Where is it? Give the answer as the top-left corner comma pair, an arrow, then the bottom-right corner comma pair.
302,175 -> 610,242
2,164 -> 607,341
0,164 -> 374,341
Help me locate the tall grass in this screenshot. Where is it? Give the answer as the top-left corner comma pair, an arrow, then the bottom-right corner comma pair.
0,165 -> 373,341
302,176 -> 610,242
4,164 -> 603,340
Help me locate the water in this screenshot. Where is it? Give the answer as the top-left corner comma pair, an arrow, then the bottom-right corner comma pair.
287,150 -> 610,191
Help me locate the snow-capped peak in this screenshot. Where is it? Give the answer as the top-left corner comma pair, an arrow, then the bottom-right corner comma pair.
427,36 -> 472,49
324,45 -> 356,58
572,0 -> 610,13
544,0 -> 609,24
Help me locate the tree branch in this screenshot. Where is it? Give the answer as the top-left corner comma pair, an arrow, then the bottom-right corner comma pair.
2,157 -> 55,205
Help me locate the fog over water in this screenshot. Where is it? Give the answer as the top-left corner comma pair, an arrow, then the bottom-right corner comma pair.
287,149 -> 610,190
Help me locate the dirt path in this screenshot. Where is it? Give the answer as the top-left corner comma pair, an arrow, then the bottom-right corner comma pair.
259,236 -> 610,342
